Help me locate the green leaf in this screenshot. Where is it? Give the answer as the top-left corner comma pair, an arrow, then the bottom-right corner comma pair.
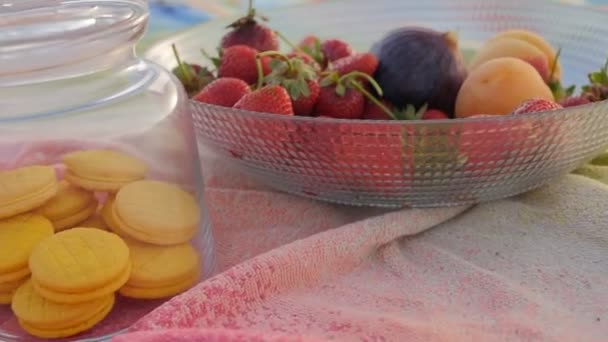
299,78 -> 310,97
301,46 -> 313,56
403,104 -> 417,120
565,85 -> 576,97
287,82 -> 300,99
416,103 -> 429,120
319,76 -> 335,87
269,59 -> 284,70
335,83 -> 346,97
211,57 -> 221,69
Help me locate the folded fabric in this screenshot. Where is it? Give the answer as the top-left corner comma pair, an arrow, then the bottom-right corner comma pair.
110,144 -> 608,341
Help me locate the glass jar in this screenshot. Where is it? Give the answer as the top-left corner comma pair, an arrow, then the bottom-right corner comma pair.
0,0 -> 214,340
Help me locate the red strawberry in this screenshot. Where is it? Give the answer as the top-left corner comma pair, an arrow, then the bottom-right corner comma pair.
321,39 -> 354,63
220,2 -> 278,52
298,35 -> 320,51
292,80 -> 320,116
314,86 -> 365,119
192,77 -> 251,107
512,98 -> 563,115
315,71 -> 395,120
363,99 -> 395,120
258,52 -> 320,116
559,96 -> 591,107
171,44 -> 215,96
329,53 -> 378,76
218,45 -> 271,85
287,52 -> 321,71
234,85 -> 294,115
296,35 -> 325,67
421,109 -> 449,120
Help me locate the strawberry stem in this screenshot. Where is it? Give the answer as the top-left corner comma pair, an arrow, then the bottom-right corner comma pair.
349,82 -> 397,120
339,71 -> 384,97
200,48 -> 211,61
255,55 -> 265,90
199,48 -> 218,73
257,50 -> 292,66
275,30 -> 306,55
257,50 -> 295,76
172,43 -> 191,84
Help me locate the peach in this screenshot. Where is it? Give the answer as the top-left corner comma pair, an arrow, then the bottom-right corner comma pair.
489,29 -> 561,82
469,37 -> 551,82
455,57 -> 554,118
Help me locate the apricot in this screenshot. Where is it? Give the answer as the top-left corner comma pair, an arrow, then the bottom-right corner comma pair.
489,29 -> 561,81
469,37 -> 550,82
455,57 -> 554,118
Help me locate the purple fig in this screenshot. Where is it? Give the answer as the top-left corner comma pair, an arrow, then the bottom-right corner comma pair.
370,27 -> 467,117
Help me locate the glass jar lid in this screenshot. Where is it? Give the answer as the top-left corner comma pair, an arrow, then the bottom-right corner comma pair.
0,0 -> 148,84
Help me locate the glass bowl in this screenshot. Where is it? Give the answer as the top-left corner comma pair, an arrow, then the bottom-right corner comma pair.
0,0 -> 215,340
145,0 -> 608,208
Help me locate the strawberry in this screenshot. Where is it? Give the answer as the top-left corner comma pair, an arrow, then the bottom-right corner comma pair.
321,39 -> 354,63
192,77 -> 251,107
234,85 -> 294,115
329,53 -> 378,77
363,99 -> 395,120
220,0 -> 278,52
559,96 -> 591,108
314,71 -> 394,120
256,51 -> 320,116
315,86 -> 365,119
287,52 -> 321,71
512,98 -> 563,115
298,35 -> 320,51
579,59 -> 608,102
292,80 -> 320,116
297,35 -> 325,67
421,109 -> 449,120
171,44 -> 214,97
218,45 -> 271,85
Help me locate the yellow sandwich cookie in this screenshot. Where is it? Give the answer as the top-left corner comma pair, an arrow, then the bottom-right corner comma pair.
12,280 -> 114,339
119,268 -> 199,299
35,180 -> 97,232
0,267 -> 30,283
0,276 -> 28,305
112,180 -> 200,245
0,275 -> 28,304
0,291 -> 14,304
125,239 -> 200,288
29,227 -> 130,294
0,166 -> 58,219
0,276 -> 28,293
100,197 -> 129,237
0,214 -> 54,275
63,149 -> 148,192
31,262 -> 130,304
79,213 -> 109,231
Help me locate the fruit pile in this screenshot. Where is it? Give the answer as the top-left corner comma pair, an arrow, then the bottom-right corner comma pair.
0,150 -> 202,339
174,1 -> 608,121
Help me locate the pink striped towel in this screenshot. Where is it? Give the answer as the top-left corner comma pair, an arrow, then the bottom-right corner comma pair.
111,146 -> 608,342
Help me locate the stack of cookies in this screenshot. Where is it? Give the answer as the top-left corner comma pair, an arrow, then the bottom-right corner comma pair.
0,148 -> 204,339
12,228 -> 129,338
102,180 -> 201,299
35,180 -> 98,232
0,214 -> 54,304
12,280 -> 115,339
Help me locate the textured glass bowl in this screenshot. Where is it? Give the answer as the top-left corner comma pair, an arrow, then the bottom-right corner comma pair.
146,0 -> 608,208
